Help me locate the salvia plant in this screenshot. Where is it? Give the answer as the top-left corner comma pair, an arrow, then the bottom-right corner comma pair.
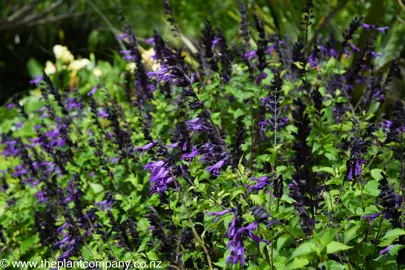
1,1 -> 405,269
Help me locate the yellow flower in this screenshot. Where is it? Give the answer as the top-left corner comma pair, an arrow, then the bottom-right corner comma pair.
68,59 -> 90,71
53,45 -> 74,62
93,68 -> 103,77
44,61 -> 56,75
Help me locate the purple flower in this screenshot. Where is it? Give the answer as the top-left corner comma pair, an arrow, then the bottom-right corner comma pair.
134,142 -> 156,154
208,209 -> 233,222
147,67 -> 175,83
186,117 -> 207,133
355,159 -> 363,176
109,157 -> 120,163
344,49 -> 351,59
225,219 -> 269,265
347,159 -> 364,180
329,48 -> 337,58
15,121 -> 24,129
377,26 -> 389,34
370,51 -> 382,58
29,76 -> 43,86
87,85 -> 99,96
6,103 -> 15,109
308,53 -> 317,68
119,50 -> 138,61
256,72 -> 268,85
35,190 -> 48,203
361,23 -> 374,31
190,72 -> 200,83
248,176 -> 272,193
181,147 -> 199,161
266,45 -> 275,54
166,142 -> 179,149
379,245 -> 393,256
211,36 -> 220,49
144,160 -> 174,195
45,127 -> 60,139
363,212 -> 382,223
381,120 -> 393,131
145,37 -> 155,45
116,33 -> 128,40
244,50 -> 256,60
95,200 -> 113,210
97,108 -> 109,118
55,138 -> 66,148
349,43 -> 360,53
206,159 -> 226,176
54,236 -> 70,249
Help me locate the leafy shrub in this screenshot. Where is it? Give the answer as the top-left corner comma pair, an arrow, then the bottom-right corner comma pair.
1,1 -> 405,269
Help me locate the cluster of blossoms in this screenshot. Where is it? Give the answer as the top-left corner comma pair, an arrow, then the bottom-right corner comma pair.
209,207 -> 269,264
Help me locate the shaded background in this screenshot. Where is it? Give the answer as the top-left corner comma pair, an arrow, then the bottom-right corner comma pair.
1,0 -> 405,105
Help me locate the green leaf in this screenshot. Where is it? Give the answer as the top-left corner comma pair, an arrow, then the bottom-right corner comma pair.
293,61 -> 304,69
90,183 -> 104,194
364,180 -> 380,196
379,228 -> 405,246
277,234 -> 291,251
291,242 -> 317,259
146,250 -> 160,261
250,194 -> 265,205
370,169 -> 383,181
326,241 -> 353,254
325,153 -> 336,161
320,228 -> 339,247
20,235 -> 39,255
344,224 -> 361,244
213,258 -> 227,268
286,257 -> 309,269
313,166 -> 335,176
27,58 -> 44,77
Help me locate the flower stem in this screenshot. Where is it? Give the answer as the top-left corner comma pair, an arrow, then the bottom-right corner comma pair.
175,180 -> 214,270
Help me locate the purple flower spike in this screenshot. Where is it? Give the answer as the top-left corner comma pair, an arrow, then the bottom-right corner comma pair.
379,245 -> 393,256
88,85 -> 99,96
6,103 -> 15,109
377,26 -> 389,34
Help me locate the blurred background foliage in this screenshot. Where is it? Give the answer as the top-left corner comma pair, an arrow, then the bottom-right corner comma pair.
1,0 -> 405,105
